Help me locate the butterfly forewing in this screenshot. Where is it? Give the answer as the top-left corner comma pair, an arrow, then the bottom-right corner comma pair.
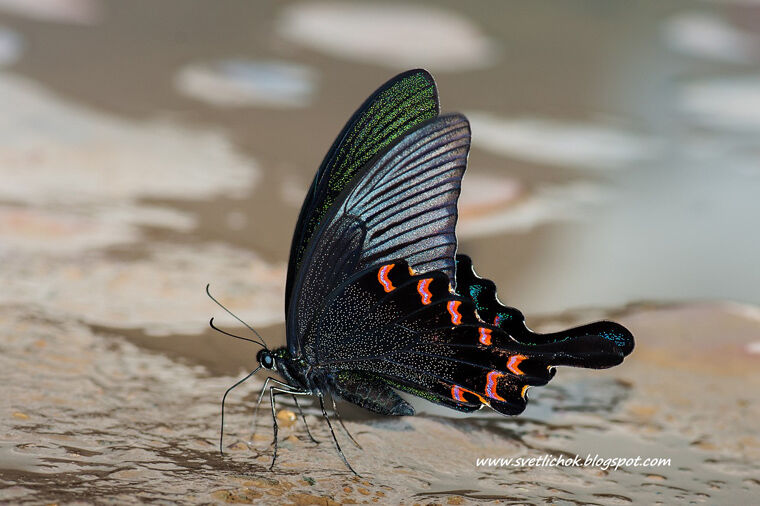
285,69 -> 440,314
340,115 -> 470,279
288,114 -> 471,356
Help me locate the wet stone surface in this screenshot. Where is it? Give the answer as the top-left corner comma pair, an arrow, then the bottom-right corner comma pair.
2,302 -> 759,504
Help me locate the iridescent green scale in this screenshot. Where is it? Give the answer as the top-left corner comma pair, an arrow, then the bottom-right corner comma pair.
326,74 -> 437,195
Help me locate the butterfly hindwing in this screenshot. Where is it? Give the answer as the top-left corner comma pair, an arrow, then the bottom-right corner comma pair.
310,260 -> 629,416
285,70 -> 440,314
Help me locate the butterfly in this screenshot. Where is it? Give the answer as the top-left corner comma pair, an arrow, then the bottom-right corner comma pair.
211,69 -> 634,474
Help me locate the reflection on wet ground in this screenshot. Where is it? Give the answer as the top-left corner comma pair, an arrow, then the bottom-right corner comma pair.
1,0 -> 759,503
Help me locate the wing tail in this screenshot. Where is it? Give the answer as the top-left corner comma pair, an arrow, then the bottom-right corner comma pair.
455,254 -> 635,356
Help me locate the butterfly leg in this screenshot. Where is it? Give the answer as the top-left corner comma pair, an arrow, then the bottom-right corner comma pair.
330,395 -> 362,450
318,394 -> 359,476
268,386 -> 311,471
251,377 -> 300,439
249,376 -> 272,440
219,366 -> 260,455
292,395 -> 319,444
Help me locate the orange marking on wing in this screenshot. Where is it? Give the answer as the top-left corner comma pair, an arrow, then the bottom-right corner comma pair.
417,278 -> 433,305
451,385 -> 466,402
478,327 -> 493,346
447,300 -> 462,325
507,354 -> 527,375
377,264 -> 395,292
450,385 -> 487,405
485,371 -> 506,401
521,385 -> 530,398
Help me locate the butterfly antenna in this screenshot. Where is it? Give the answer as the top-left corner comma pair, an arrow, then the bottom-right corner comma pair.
209,318 -> 266,348
206,284 -> 269,349
220,365 -> 261,456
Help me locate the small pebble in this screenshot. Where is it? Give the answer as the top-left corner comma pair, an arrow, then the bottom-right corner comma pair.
277,409 -> 297,427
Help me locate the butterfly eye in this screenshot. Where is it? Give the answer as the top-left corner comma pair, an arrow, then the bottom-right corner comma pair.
261,352 -> 275,370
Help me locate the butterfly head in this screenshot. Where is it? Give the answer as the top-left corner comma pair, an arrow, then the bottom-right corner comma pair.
257,348 -> 276,370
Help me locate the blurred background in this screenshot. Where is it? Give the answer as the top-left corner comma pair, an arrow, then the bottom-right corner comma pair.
2,0 -> 759,341
2,1 -> 760,503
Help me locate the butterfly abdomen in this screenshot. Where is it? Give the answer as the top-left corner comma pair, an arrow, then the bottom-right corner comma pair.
331,371 -> 414,416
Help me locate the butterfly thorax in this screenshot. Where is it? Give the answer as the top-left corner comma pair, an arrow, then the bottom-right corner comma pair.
270,347 -> 319,393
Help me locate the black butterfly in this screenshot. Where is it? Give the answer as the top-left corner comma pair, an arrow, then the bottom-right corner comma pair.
211,69 -> 634,474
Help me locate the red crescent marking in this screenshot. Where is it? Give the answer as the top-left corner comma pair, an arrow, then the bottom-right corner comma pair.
507,354 -> 527,375
451,385 -> 467,402
485,371 -> 506,401
478,327 -> 493,346
447,300 -> 462,325
451,385 -> 487,405
377,264 -> 395,292
417,278 -> 433,305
